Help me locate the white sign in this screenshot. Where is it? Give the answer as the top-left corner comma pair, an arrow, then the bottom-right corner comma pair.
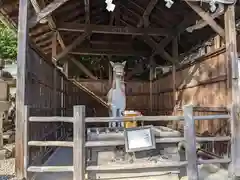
124,126 -> 156,152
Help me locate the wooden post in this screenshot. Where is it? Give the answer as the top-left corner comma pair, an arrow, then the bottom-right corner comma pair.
149,56 -> 154,113
172,37 -> 178,110
0,110 -> 2,149
52,32 -> 57,116
23,106 -> 29,179
16,0 -> 29,178
63,61 -> 69,77
73,105 -> 85,180
224,5 -> 240,178
172,37 -> 178,129
183,105 -> 199,180
108,56 -> 112,86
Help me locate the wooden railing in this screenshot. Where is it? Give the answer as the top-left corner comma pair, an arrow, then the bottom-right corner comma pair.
24,105 -> 231,180
24,106 -> 85,180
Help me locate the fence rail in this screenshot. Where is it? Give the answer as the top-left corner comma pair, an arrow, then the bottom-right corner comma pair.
24,105 -> 231,180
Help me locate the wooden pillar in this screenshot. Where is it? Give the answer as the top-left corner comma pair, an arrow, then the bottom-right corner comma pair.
52,32 -> 57,116
73,105 -> 86,180
63,61 -> 68,77
108,56 -> 112,86
23,106 -> 29,179
183,105 -> 198,180
172,37 -> 178,109
224,5 -> 240,179
16,0 -> 29,178
172,37 -> 178,129
149,56 -> 154,113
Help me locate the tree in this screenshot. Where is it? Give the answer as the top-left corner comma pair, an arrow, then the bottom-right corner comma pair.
0,22 -> 17,61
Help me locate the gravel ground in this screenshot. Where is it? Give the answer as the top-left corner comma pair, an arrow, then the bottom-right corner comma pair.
0,158 -> 16,180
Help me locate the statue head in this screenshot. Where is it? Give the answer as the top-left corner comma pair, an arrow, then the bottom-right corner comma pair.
110,61 -> 126,78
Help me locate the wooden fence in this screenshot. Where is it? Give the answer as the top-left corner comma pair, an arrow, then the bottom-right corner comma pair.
24,105 -> 230,180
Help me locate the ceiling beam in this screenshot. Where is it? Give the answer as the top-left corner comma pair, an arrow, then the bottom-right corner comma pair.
142,0 -> 159,27
184,1 -> 225,38
55,32 -> 92,61
29,0 -> 71,28
30,0 -> 97,80
152,15 -> 197,56
70,48 -> 150,56
127,0 -> 175,63
57,22 -> 171,36
143,35 -> 176,63
120,18 -> 175,62
90,40 -> 132,46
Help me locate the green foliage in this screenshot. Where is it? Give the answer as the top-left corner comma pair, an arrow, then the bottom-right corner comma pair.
0,22 -> 17,61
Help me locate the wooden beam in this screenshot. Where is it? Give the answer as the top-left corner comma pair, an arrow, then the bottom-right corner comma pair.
142,35 -> 175,62
224,5 -> 240,178
55,32 -> 91,61
70,48 -> 150,56
57,22 -> 170,36
152,16 -> 196,56
120,19 -> 175,62
52,32 -> 57,115
108,56 -> 112,85
84,0 -> 90,24
126,62 -> 145,80
16,0 -> 29,178
184,1 -> 225,38
29,0 -> 71,28
142,0 -> 159,27
30,0 -> 97,80
90,40 -> 132,46
70,57 -> 98,80
115,1 -> 120,25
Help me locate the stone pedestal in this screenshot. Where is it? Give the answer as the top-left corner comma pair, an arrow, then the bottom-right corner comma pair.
0,80 -> 9,149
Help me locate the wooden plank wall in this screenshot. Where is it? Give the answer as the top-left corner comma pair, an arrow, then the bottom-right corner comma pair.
26,46 -> 108,167
154,47 -> 228,135
79,80 -> 153,115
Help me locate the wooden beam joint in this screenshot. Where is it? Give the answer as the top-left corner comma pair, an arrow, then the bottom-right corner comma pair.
184,1 -> 225,38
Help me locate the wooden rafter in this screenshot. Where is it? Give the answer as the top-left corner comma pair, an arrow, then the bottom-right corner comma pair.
70,48 -> 150,56
143,35 -> 175,63
127,0 -> 175,63
29,0 -> 71,28
29,0 -> 97,80
57,22 -> 171,36
55,32 -> 92,61
142,0 -> 159,27
152,16 -> 196,56
184,1 -> 225,38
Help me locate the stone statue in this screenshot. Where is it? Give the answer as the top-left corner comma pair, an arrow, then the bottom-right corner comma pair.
107,61 -> 126,128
